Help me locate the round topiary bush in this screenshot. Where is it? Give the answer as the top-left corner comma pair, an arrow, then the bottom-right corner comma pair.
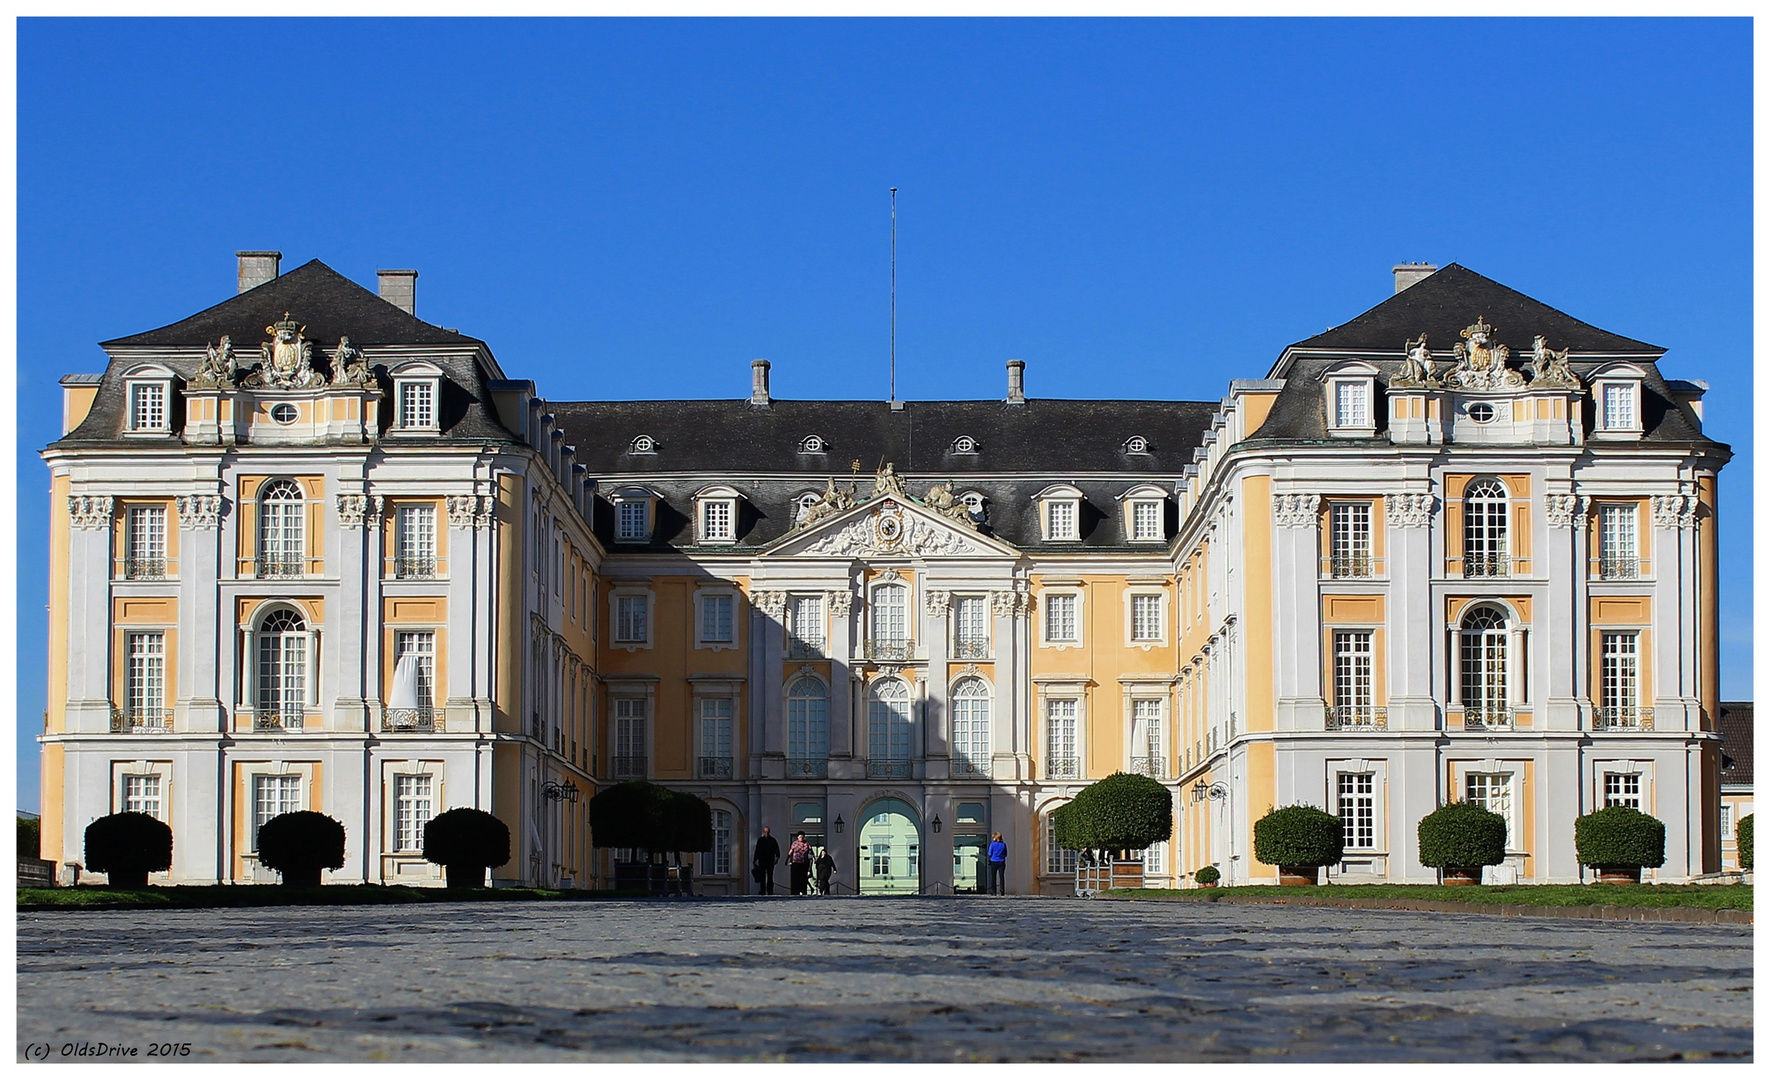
1573,806 -> 1665,878
256,811 -> 346,888
83,812 -> 172,888
1052,772 -> 1173,857
1253,805 -> 1344,881
589,781 -> 713,860
1417,801 -> 1509,877
423,808 -> 511,889
1736,813 -> 1752,872
1195,865 -> 1221,885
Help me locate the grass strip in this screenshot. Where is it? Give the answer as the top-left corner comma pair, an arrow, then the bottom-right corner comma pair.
1109,883 -> 1752,911
17,883 -> 650,911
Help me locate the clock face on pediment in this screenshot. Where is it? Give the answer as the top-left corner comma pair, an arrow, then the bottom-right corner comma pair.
764,498 -> 1016,560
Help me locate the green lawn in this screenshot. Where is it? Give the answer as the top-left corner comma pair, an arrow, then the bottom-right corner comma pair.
1109,883 -> 1753,911
17,883 -> 643,911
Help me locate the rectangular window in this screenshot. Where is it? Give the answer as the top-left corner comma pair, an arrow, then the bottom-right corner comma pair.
614,698 -> 647,777
1046,501 -> 1078,541
1601,632 -> 1639,725
1136,841 -> 1165,875
251,774 -> 302,850
788,594 -> 825,658
1465,772 -> 1516,847
1131,501 -> 1162,541
1332,631 -> 1374,726
1335,381 -> 1369,427
394,630 -> 436,708
396,505 -> 437,578
703,809 -> 733,876
1721,804 -> 1733,840
122,774 -> 162,819
1599,505 -> 1638,579
126,631 -> 166,726
701,500 -> 734,541
1337,772 -> 1375,850
701,594 -> 734,644
1603,772 -> 1641,810
126,506 -> 167,579
1046,813 -> 1078,875
616,500 -> 649,541
129,382 -> 167,431
870,584 -> 908,646
1602,383 -> 1634,429
1131,699 -> 1164,777
700,697 -> 733,772
1330,503 -> 1372,578
1130,594 -> 1163,642
1046,699 -> 1079,779
954,595 -> 989,656
394,775 -> 434,852
1044,593 -> 1078,643
399,381 -> 434,429
615,595 -> 649,644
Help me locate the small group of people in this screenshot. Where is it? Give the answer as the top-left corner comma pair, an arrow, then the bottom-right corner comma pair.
751,826 -> 837,895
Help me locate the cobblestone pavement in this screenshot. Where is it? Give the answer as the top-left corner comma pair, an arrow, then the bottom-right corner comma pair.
15,897 -> 1753,1062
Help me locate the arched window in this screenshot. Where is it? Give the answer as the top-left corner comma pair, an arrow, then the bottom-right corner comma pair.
1044,807 -> 1078,874
950,678 -> 991,776
701,808 -> 734,877
867,679 -> 913,776
258,479 -> 306,578
1460,604 -> 1510,728
257,608 -> 311,728
869,581 -> 909,659
1463,478 -> 1510,578
787,677 -> 829,776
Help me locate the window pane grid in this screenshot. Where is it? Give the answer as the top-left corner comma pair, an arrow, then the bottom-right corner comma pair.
1045,594 -> 1077,642
126,506 -> 167,578
702,501 -> 733,540
1131,594 -> 1162,641
1603,772 -> 1641,809
1046,812 -> 1078,874
1332,631 -> 1374,724
394,775 -> 433,852
1603,384 -> 1634,429
1131,501 -> 1161,541
871,584 -> 907,645
400,381 -> 434,428
1600,632 -> 1639,724
1599,505 -> 1638,579
1463,479 -> 1510,577
131,383 -> 166,431
123,774 -> 162,819
126,631 -> 166,724
702,595 -> 734,643
616,500 -> 648,541
252,774 -> 301,850
615,596 -> 648,643
1330,503 -> 1372,577
788,678 -> 829,765
1335,381 -> 1369,427
1046,699 -> 1079,778
258,480 -> 306,576
395,631 -> 436,707
954,596 -> 989,655
951,679 -> 991,768
1337,772 -> 1374,850
788,595 -> 825,657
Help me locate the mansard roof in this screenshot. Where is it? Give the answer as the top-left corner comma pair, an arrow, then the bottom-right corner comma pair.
100,260 -> 482,349
1718,701 -> 1753,786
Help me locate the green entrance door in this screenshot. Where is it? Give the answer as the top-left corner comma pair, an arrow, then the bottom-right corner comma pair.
858,799 -> 921,895
953,835 -> 985,893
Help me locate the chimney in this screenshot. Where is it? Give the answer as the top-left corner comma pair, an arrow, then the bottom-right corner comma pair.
236,251 -> 281,293
1006,358 -> 1026,405
750,358 -> 772,406
378,269 -> 418,315
1392,262 -> 1438,294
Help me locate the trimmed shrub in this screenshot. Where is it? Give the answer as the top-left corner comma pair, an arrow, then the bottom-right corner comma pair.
257,811 -> 347,888
1573,806 -> 1666,870
658,789 -> 713,856
1052,773 -> 1172,855
84,812 -> 172,887
1195,865 -> 1221,885
1737,814 -> 1753,872
1417,801 -> 1508,869
1253,805 -> 1344,870
18,815 -> 39,860
589,781 -> 712,858
423,808 -> 511,889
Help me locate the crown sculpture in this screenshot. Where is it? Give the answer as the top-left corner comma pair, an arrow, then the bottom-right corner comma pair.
242,313 -> 327,390
1444,316 -> 1525,390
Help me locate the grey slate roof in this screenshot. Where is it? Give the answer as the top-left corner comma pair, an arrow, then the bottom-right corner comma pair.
1719,701 -> 1753,787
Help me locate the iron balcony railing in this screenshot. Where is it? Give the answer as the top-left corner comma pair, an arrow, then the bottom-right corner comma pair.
864,638 -> 913,662
254,710 -> 303,732
1463,551 -> 1510,578
1594,706 -> 1654,732
1599,556 -> 1640,581
1326,705 -> 1388,731
867,758 -> 912,779
698,756 -> 734,780
1461,708 -> 1512,731
1045,756 -> 1082,780
110,708 -> 168,733
1128,756 -> 1167,779
394,556 -> 436,580
1330,553 -> 1372,579
953,639 -> 991,659
382,707 -> 437,733
124,556 -> 166,580
257,556 -> 305,579
949,756 -> 992,779
786,757 -> 828,779
787,638 -> 825,660
611,755 -> 648,779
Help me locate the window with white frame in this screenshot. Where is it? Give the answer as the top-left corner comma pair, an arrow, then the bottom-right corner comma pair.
1044,592 -> 1079,645
1720,804 -> 1733,840
787,594 -> 825,658
787,678 -> 828,765
1334,379 -> 1370,428
1459,605 -> 1510,726
1600,382 -> 1636,431
950,677 -> 991,770
126,506 -> 167,579
870,582 -> 908,647
396,379 -> 437,430
700,593 -> 734,645
122,774 -> 163,819
615,497 -> 651,542
395,504 -> 436,578
1603,772 -> 1641,809
699,697 -> 733,776
251,773 -> 302,850
1130,500 -> 1163,542
1332,631 -> 1374,726
1337,772 -> 1375,850
128,381 -> 169,432
1130,593 -> 1164,643
702,809 -> 733,876
1131,699 -> 1164,777
1329,502 -> 1372,578
1599,504 -> 1638,579
1465,772 -> 1516,847
867,679 -> 913,764
258,479 -> 306,578
1135,840 -> 1166,875
613,698 -> 647,776
953,595 -> 989,656
614,594 -> 649,645
125,631 -> 166,726
699,499 -> 736,543
256,609 -> 311,726
1045,499 -> 1080,541
393,774 -> 434,852
1046,698 -> 1080,779
394,630 -> 436,709
1600,632 -> 1640,726
1045,810 -> 1078,874
1462,478 -> 1510,577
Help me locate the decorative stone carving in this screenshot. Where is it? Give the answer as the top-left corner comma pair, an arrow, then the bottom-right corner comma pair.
1394,334 -> 1438,386
328,336 -> 374,387
446,495 -> 494,528
1544,494 -> 1591,529
337,494 -> 370,528
191,336 -> 237,388
802,506 -> 977,558
924,589 -> 951,616
1384,492 -> 1435,528
1527,335 -> 1580,389
825,589 -> 853,617
1444,317 -> 1525,390
990,589 -> 1017,616
794,474 -> 859,531
242,313 -> 326,390
1271,493 -> 1321,528
1651,494 -> 1700,530
957,663 -> 983,680
751,590 -> 788,618
871,461 -> 908,500
175,494 -> 223,529
921,482 -> 979,529
68,494 -> 114,529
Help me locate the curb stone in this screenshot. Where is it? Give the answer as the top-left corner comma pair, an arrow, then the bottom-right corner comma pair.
1098,892 -> 1753,924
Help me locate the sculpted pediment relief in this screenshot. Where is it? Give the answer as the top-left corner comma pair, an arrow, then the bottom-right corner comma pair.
765,496 -> 1017,560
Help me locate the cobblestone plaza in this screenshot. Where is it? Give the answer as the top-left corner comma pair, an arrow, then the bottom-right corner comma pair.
15,898 -> 1753,1062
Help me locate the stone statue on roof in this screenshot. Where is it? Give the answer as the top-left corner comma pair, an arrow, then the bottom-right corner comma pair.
1528,335 -> 1580,389
329,335 -> 373,387
192,335 -> 236,388
872,461 -> 908,500
243,312 -> 326,390
923,482 -> 978,529
1395,333 -> 1437,386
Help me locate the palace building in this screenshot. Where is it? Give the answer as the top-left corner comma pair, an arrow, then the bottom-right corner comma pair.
39,253 -> 1730,892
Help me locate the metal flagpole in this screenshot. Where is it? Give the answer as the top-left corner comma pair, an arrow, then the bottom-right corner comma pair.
890,186 -> 897,404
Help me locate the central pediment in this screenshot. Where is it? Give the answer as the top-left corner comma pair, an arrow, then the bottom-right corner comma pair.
763,496 -> 1019,559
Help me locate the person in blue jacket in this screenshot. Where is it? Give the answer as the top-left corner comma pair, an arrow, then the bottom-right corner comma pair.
986,832 -> 1008,895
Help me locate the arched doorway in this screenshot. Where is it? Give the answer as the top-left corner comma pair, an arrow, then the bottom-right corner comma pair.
857,798 -> 921,895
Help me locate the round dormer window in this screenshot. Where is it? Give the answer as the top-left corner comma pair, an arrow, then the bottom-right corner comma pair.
1124,435 -> 1150,454
630,434 -> 656,454
270,403 -> 298,425
1468,402 -> 1496,424
952,435 -> 978,454
800,435 -> 826,454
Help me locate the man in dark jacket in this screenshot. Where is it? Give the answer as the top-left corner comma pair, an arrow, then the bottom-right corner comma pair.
752,826 -> 780,895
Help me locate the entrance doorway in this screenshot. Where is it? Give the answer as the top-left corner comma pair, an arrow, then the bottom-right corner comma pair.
858,798 -> 922,895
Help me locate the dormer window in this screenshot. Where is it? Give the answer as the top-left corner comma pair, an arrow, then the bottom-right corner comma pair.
611,487 -> 658,543
960,491 -> 987,523
1324,361 -> 1379,437
1119,485 -> 1167,543
1123,435 -> 1151,455
390,362 -> 443,433
630,434 -> 656,454
1590,364 -> 1646,438
793,491 -> 822,524
1335,380 -> 1369,426
1035,484 -> 1085,542
799,435 -> 827,454
952,435 -> 979,454
694,485 -> 742,544
123,365 -> 175,435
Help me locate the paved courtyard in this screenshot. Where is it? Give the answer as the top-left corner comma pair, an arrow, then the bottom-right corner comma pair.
16,897 -> 1753,1062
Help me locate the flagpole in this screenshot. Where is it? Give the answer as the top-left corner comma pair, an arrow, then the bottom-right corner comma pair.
890,186 -> 897,405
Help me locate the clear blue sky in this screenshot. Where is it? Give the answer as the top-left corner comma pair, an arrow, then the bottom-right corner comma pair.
15,18 -> 1752,813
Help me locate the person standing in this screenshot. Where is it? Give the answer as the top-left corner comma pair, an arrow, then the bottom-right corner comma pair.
987,831 -> 1008,895
814,847 -> 836,895
753,826 -> 780,895
787,832 -> 813,895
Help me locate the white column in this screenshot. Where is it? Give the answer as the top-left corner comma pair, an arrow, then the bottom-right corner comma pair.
828,589 -> 854,760
1384,493 -> 1437,731
67,502 -> 115,732
1541,493 -> 1583,730
333,493 -> 370,733
1271,494 -> 1323,729
177,493 -> 225,732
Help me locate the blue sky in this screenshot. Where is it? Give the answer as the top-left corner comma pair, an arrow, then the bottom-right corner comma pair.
15,18 -> 1752,812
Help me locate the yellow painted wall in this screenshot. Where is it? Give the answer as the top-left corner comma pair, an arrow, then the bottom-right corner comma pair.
1241,475 -> 1273,733
47,474 -> 69,735
1245,739 -> 1276,878
495,474 -> 523,734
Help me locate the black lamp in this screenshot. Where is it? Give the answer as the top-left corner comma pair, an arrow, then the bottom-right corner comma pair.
833,814 -> 845,834
931,815 -> 943,834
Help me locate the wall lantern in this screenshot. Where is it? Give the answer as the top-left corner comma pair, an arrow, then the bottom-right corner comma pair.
542,780 -> 580,803
931,815 -> 943,834
833,815 -> 845,834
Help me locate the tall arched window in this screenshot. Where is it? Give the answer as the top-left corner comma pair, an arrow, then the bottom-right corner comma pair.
1463,478 -> 1509,578
257,608 -> 310,728
787,677 -> 829,777
1460,604 -> 1510,728
950,678 -> 991,776
870,582 -> 908,658
258,479 -> 306,578
867,679 -> 912,777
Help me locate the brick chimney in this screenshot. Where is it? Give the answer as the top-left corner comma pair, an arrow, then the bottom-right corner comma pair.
1392,262 -> 1438,294
750,358 -> 772,406
378,269 -> 418,314
236,251 -> 281,293
1006,359 -> 1026,405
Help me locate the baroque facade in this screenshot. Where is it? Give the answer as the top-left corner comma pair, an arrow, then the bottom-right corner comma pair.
39,254 -> 1730,891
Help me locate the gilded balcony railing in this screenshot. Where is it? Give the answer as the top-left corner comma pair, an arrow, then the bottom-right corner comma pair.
1330,553 -> 1372,579
254,710 -> 303,732
1599,557 -> 1639,581
110,708 -> 168,733
1463,552 -> 1510,578
1326,705 -> 1388,731
382,707 -> 437,733
952,639 -> 991,659
1593,706 -> 1654,732
864,638 -> 912,662
124,557 -> 166,580
699,756 -> 734,779
1045,756 -> 1082,780
257,556 -> 305,579
1128,756 -> 1167,779
1461,708 -> 1512,731
395,557 -> 436,580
